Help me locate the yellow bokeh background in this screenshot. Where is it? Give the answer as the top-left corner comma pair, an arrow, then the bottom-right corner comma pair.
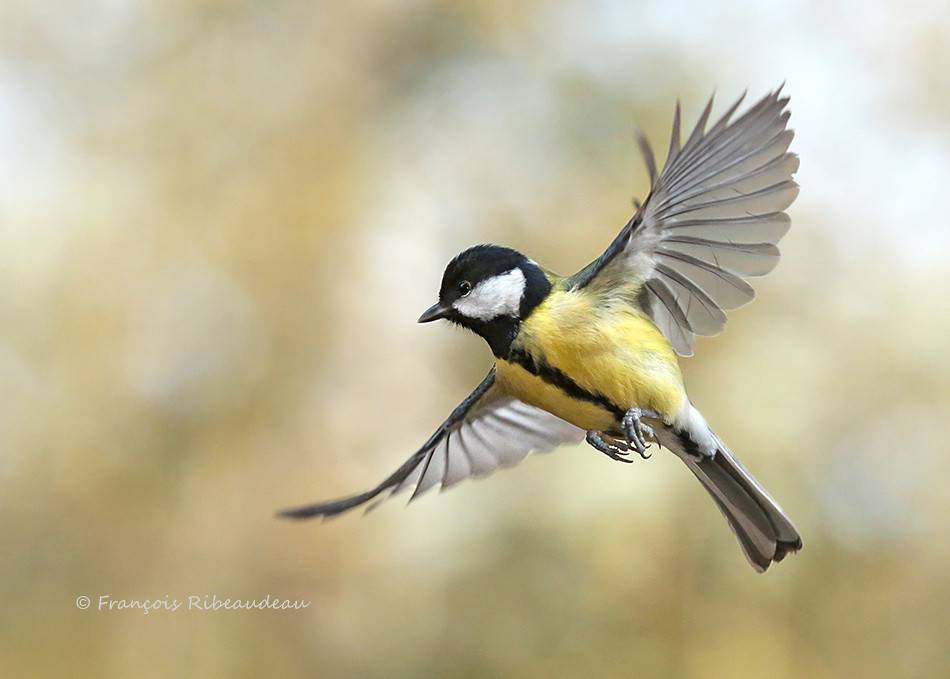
2,2 -> 949,677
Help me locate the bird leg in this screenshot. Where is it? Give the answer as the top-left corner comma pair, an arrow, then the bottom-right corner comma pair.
621,407 -> 658,459
586,431 -> 634,464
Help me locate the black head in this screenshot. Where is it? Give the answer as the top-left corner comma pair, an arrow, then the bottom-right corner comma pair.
418,244 -> 552,357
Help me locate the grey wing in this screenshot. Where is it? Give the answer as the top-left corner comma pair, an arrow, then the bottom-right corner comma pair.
569,87 -> 798,356
278,367 -> 585,519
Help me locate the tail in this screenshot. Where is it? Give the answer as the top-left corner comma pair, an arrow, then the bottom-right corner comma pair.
656,420 -> 803,572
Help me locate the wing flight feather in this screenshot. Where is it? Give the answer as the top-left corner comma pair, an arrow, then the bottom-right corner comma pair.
569,87 -> 798,356
279,368 -> 584,519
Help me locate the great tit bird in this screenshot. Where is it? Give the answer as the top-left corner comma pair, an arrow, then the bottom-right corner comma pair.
281,87 -> 802,572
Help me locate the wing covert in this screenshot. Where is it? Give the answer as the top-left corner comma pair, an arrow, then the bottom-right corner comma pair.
278,368 -> 584,519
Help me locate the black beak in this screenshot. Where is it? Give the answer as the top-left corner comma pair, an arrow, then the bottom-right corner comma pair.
418,302 -> 450,323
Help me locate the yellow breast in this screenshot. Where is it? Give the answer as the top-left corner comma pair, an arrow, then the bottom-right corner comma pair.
496,287 -> 687,432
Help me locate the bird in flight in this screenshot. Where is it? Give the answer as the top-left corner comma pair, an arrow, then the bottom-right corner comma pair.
281,87 -> 802,572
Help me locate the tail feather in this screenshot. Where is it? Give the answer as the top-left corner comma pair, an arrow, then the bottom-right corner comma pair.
657,425 -> 802,572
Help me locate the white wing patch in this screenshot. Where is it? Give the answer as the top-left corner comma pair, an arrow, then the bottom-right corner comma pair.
453,268 -> 526,321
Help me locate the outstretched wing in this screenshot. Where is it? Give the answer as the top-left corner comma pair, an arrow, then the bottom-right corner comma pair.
569,87 -> 798,356
278,368 -> 585,519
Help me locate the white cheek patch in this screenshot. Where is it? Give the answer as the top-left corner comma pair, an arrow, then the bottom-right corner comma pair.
453,268 -> 526,321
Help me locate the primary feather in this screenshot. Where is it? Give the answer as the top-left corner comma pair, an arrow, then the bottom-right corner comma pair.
278,369 -> 584,519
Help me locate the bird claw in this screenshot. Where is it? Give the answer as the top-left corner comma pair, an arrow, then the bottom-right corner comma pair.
586,431 -> 634,464
622,407 -> 657,459
586,407 -> 660,463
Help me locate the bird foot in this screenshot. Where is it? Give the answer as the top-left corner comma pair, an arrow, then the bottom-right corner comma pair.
621,407 -> 658,459
586,431 -> 634,464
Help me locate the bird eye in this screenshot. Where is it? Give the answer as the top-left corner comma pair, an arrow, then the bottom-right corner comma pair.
458,280 -> 472,296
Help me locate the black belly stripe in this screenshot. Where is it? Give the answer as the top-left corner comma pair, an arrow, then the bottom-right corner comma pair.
507,347 -> 626,420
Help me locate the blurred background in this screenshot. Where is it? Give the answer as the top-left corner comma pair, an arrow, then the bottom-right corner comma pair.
2,1 -> 949,677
